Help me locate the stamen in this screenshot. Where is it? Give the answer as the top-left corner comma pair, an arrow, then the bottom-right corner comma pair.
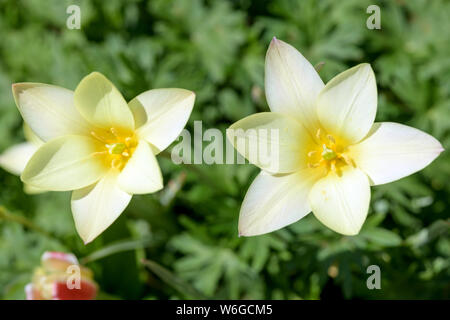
316,128 -> 322,140
95,130 -> 137,171
307,133 -> 354,176
92,151 -> 107,156
90,131 -> 107,142
327,135 -> 335,144
110,127 -> 119,137
340,153 -> 353,167
330,161 -> 337,173
111,158 -> 121,169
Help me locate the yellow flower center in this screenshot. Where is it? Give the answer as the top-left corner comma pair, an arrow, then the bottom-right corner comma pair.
307,128 -> 355,176
90,127 -> 137,171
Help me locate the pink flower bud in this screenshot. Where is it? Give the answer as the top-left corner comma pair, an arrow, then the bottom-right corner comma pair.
25,251 -> 98,300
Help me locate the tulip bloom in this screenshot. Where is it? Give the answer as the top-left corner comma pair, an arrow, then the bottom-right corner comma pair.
25,251 -> 97,300
228,38 -> 443,236
13,72 -> 195,243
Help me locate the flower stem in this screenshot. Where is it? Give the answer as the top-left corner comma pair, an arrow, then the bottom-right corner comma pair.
0,205 -> 53,238
141,258 -> 208,299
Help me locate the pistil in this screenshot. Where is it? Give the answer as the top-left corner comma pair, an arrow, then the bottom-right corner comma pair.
306,129 -> 355,175
322,145 -> 337,160
90,128 -> 137,171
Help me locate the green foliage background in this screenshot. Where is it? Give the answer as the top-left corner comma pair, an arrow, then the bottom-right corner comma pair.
0,0 -> 449,299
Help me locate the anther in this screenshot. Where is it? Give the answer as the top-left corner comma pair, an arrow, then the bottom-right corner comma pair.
330,161 -> 337,173
340,153 -> 353,166
92,151 -> 107,156
90,131 -> 107,142
307,151 -> 317,157
327,135 -> 335,144
111,159 -> 121,169
316,128 -> 322,140
110,127 -> 119,137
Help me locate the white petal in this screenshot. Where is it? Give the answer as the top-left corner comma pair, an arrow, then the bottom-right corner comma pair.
316,63 -> 377,144
350,122 -> 444,185
227,112 -> 314,174
21,135 -> 108,191
0,142 -> 37,175
12,83 -> 91,141
265,38 -> 324,136
309,167 -> 371,235
23,184 -> 46,194
71,170 -> 132,244
239,168 -> 324,236
130,88 -> 195,153
74,72 -> 135,131
23,124 -> 44,147
118,139 -> 163,194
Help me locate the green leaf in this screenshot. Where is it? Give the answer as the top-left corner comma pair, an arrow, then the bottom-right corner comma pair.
81,237 -> 153,264
360,228 -> 403,247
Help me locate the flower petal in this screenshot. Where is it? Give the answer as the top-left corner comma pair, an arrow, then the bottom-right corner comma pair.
129,88 -> 195,153
118,139 -> 163,194
25,284 -> 41,300
52,279 -> 98,300
309,167 -> 370,235
23,184 -> 46,195
0,142 -> 37,175
12,83 -> 91,141
265,38 -> 324,136
24,124 -> 44,147
227,112 -> 314,174
316,63 -> 377,144
21,135 -> 108,191
239,168 -> 324,236
74,72 -> 134,131
41,251 -> 79,265
350,122 -> 444,185
71,170 -> 132,244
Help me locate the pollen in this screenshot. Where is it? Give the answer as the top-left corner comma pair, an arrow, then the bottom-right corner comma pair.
90,128 -> 138,171
306,128 -> 355,176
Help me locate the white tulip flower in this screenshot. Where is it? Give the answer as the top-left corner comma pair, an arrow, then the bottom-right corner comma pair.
13,72 -> 195,243
227,38 -> 444,237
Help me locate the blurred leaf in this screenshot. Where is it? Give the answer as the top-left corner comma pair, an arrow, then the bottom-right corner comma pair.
141,259 -> 207,299
81,237 -> 153,264
359,228 -> 403,247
